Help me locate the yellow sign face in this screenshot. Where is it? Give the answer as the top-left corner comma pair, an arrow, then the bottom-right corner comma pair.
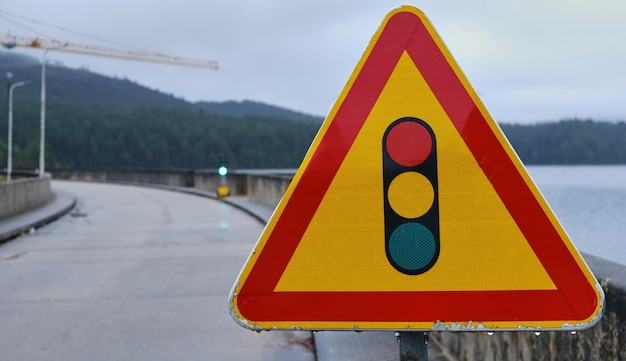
274,52 -> 556,293
229,5 -> 604,331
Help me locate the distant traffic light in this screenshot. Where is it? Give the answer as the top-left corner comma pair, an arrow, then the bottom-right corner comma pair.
217,153 -> 230,197
383,117 -> 439,275
218,153 -> 228,176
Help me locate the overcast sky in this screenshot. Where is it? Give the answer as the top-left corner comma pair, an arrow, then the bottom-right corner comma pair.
2,0 -> 625,124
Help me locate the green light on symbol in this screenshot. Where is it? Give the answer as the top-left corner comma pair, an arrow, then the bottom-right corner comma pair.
388,223 -> 437,272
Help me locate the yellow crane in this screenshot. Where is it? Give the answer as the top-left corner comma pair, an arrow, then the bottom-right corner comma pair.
0,28 -> 218,179
0,32 -> 219,69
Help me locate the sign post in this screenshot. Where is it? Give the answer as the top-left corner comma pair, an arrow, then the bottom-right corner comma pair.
398,332 -> 428,361
229,4 -> 603,337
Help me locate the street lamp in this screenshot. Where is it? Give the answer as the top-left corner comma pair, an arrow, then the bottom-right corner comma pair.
39,49 -> 50,178
6,76 -> 29,182
39,45 -> 67,178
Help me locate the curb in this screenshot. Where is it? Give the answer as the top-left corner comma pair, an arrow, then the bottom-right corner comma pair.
0,191 -> 77,244
103,181 -> 273,225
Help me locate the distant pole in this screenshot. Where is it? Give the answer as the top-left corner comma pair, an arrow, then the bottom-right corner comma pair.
39,49 -> 49,178
7,80 -> 30,182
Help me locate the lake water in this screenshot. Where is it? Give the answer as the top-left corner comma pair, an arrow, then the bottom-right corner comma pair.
527,165 -> 626,265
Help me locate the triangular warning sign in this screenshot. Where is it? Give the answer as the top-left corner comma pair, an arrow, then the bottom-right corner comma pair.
229,5 -> 603,331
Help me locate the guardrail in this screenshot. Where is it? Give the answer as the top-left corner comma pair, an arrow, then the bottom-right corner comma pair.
36,169 -> 626,360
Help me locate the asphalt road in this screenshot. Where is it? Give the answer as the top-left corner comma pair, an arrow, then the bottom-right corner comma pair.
0,181 -> 314,361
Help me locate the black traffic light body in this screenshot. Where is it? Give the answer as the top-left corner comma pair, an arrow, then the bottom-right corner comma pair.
383,117 -> 440,275
218,153 -> 228,176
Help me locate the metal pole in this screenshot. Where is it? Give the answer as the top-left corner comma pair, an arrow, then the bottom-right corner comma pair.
7,83 -> 13,182
39,49 -> 49,178
398,331 -> 429,361
7,81 -> 29,182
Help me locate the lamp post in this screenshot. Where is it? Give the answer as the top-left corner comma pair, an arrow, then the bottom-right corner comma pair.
38,44 -> 67,178
39,49 -> 49,178
6,77 -> 29,182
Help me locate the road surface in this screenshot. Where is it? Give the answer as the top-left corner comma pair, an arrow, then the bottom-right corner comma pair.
0,181 -> 313,361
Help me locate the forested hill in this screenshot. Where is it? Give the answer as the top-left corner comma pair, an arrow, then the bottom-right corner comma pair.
0,51 -> 625,170
0,100 -> 321,170
501,120 -> 626,164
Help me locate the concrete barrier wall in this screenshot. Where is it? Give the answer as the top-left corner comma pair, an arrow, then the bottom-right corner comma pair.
51,169 -> 250,196
247,174 -> 292,208
0,174 -> 53,220
52,169 -> 196,187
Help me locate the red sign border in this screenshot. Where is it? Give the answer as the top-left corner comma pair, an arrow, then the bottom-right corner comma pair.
236,8 -> 600,327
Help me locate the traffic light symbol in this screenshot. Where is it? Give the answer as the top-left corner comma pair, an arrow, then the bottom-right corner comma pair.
383,117 -> 439,275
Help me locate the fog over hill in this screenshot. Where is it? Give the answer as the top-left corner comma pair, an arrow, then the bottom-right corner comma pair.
0,50 -> 323,123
